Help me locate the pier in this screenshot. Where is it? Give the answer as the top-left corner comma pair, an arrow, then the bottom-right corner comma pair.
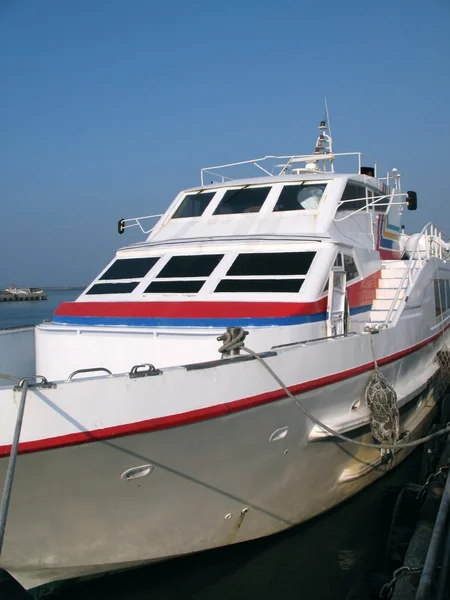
347,397 -> 450,600
0,289 -> 47,302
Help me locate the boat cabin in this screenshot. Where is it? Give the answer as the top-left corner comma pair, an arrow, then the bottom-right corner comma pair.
36,137 -> 415,380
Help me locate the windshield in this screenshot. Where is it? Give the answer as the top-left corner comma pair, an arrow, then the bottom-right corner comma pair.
274,183 -> 326,212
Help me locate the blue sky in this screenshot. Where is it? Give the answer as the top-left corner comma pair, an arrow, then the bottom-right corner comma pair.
2,0 -> 449,286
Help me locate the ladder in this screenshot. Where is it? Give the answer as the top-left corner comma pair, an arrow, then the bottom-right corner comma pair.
367,261 -> 414,327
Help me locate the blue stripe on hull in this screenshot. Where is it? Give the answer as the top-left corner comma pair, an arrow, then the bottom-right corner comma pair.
52,305 -> 372,328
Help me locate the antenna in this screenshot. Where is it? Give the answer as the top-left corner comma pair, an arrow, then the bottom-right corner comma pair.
312,98 -> 334,172
324,97 -> 333,154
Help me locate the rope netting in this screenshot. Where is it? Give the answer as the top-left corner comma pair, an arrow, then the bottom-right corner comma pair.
365,370 -> 400,445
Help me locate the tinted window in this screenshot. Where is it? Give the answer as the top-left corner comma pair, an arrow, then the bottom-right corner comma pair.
227,252 -> 315,276
435,279 -> 450,315
86,282 -> 138,295
368,189 -> 387,212
213,187 -> 271,215
172,192 -> 215,219
274,184 -> 326,212
435,280 -> 443,317
337,183 -> 367,212
144,281 -> 204,294
214,279 -> 304,293
156,255 -> 223,278
344,255 -> 359,281
99,257 -> 159,280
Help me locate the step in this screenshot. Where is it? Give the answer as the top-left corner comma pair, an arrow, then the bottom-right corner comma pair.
369,309 -> 390,321
381,260 -> 409,269
376,288 -> 406,300
378,278 -> 409,289
372,298 -> 403,310
381,268 -> 407,279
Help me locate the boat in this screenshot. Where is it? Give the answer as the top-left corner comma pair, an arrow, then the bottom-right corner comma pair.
4,287 -> 45,297
1,116 -> 450,592
4,287 -> 30,297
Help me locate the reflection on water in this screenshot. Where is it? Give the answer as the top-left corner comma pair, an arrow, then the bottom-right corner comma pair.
49,449 -> 423,600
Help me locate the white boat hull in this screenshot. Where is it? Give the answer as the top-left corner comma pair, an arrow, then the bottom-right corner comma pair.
0,327 -> 444,590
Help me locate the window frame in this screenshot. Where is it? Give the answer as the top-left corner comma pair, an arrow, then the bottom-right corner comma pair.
171,190 -> 218,220
213,251 -> 317,295
272,182 -> 327,213
98,257 -> 160,281
142,253 -> 225,296
212,184 -> 273,216
337,181 -> 368,213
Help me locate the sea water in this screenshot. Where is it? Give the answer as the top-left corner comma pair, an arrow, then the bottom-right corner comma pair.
0,290 -> 79,328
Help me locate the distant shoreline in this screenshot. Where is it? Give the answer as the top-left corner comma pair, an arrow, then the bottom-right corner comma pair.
43,286 -> 86,291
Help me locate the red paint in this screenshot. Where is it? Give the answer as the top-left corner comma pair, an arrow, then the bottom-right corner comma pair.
0,325 -> 445,458
347,270 -> 380,308
379,249 -> 402,260
55,299 -> 329,319
54,271 -> 382,320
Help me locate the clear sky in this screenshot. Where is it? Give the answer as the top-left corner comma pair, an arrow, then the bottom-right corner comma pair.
2,0 -> 449,286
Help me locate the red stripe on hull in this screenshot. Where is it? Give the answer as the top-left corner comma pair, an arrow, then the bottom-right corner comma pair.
0,326 -> 445,458
55,299 -> 329,319
54,271 -> 381,320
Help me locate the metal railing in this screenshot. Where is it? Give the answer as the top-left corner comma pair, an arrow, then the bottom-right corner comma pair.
200,151 -> 381,185
383,222 -> 450,326
333,190 -> 406,221
118,214 -> 163,235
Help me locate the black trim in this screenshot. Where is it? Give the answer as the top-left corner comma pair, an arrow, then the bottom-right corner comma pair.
214,279 -> 304,293
86,282 -> 139,295
144,281 -> 205,294
99,257 -> 159,280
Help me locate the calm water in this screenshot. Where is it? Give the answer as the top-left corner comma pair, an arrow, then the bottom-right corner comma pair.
2,298 -> 424,599
0,290 -> 79,328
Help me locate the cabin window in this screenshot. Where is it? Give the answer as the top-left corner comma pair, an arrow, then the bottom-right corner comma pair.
227,252 -> 315,276
435,279 -> 450,316
99,257 -> 160,280
213,186 -> 271,215
214,251 -> 315,294
172,191 -> 216,219
215,279 -> 304,293
144,281 -> 205,294
343,254 -> 359,281
145,254 -> 224,295
86,282 -> 139,295
337,182 -> 367,212
368,189 -> 388,212
273,184 -> 326,212
155,255 -> 223,278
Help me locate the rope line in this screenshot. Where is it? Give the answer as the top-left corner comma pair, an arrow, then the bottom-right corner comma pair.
240,345 -> 450,450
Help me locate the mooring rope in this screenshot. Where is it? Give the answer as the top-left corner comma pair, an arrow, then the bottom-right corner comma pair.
217,329 -> 450,450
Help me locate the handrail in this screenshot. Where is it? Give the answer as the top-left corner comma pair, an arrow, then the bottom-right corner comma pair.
0,381 -> 29,557
383,222 -> 450,326
68,367 -> 112,380
200,151 -> 381,185
118,214 -> 163,235
333,191 -> 405,222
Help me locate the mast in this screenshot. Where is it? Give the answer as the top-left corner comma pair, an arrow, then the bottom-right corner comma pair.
312,99 -> 334,173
